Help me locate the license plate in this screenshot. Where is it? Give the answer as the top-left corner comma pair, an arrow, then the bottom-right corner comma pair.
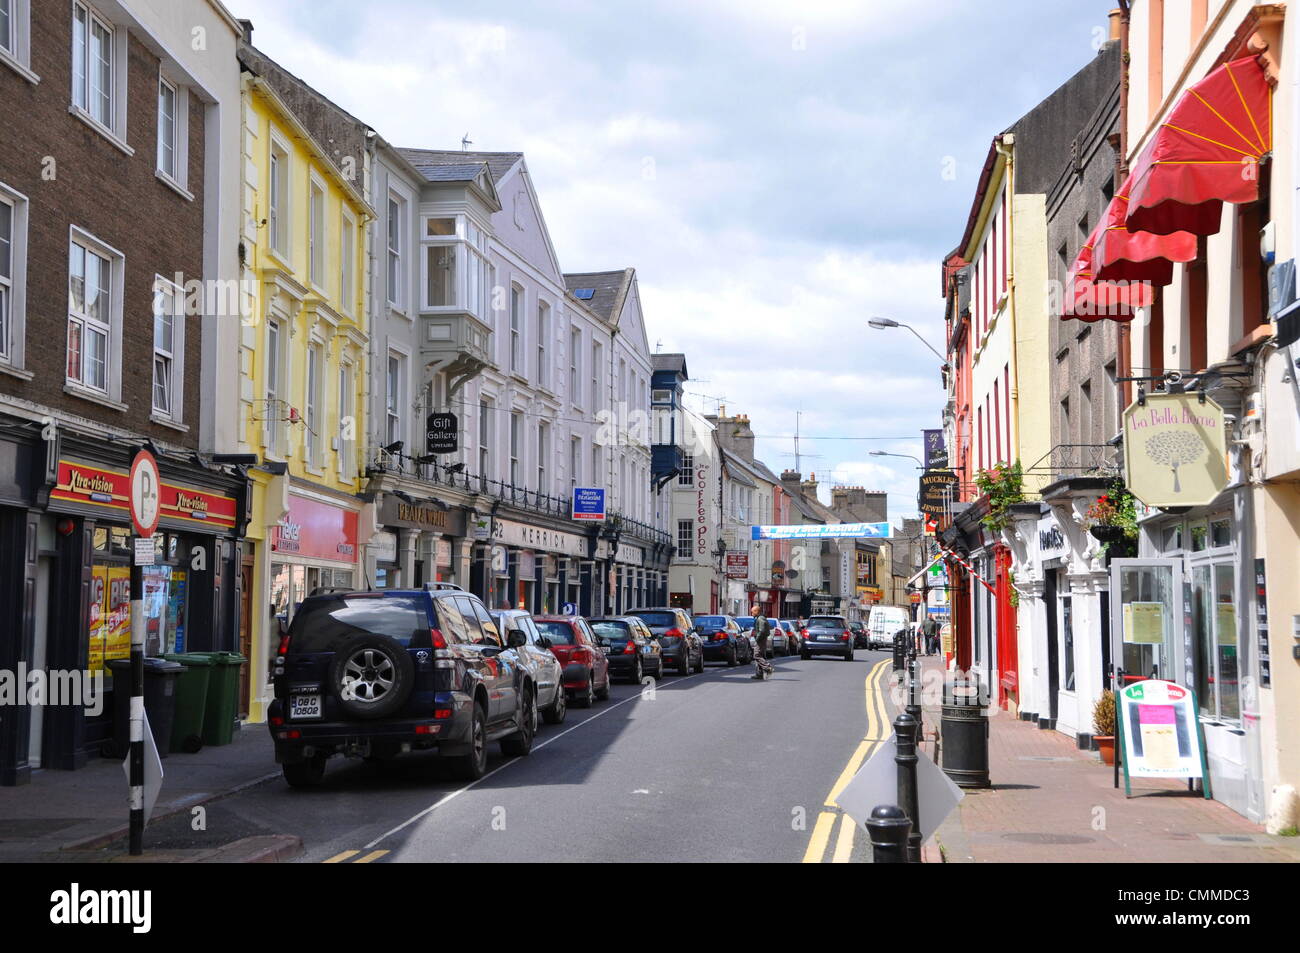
601,646 -> 612,655
818,635 -> 837,642
290,694 -> 321,719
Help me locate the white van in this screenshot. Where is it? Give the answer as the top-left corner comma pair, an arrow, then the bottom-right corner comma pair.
866,605 -> 910,650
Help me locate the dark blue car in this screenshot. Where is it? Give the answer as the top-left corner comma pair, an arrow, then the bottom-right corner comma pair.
268,585 -> 536,787
694,614 -> 752,666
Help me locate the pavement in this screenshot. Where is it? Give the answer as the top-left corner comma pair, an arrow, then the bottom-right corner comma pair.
0,725 -> 297,863
917,657 -> 1300,863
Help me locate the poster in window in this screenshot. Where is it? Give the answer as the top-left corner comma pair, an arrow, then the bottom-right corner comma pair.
169,570 -> 188,654
143,565 -> 171,656
89,565 -> 108,672
105,566 -> 131,668
1122,602 -> 1165,644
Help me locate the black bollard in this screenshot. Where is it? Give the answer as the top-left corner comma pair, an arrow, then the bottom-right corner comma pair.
892,630 -> 906,672
906,655 -> 923,728
866,804 -> 911,863
894,711 -> 923,864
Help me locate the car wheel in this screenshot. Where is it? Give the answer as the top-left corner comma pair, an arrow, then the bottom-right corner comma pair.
501,689 -> 536,757
595,668 -> 611,701
542,683 -> 567,724
452,703 -> 489,780
726,646 -> 737,667
678,652 -> 691,675
282,754 -> 327,788
800,651 -> 811,661
693,650 -> 704,673
628,656 -> 643,685
573,674 -> 595,708
843,650 -> 854,662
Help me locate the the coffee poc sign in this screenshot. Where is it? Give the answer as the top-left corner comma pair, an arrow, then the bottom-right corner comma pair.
272,494 -> 359,562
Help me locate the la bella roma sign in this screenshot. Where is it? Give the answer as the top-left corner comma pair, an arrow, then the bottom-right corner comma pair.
1123,393 -> 1228,507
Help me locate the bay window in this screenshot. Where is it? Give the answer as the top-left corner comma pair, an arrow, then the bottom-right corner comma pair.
420,215 -> 490,318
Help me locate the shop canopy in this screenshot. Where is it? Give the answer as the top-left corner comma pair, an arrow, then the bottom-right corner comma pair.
1062,222 -> 1154,322
1122,55 -> 1272,237
1091,180 -> 1198,284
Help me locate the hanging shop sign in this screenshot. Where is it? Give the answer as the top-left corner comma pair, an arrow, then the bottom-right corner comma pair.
725,551 -> 749,579
425,412 -> 458,454
1117,679 -> 1211,798
923,429 -> 949,470
751,522 -> 890,540
1123,393 -> 1228,507
918,470 -> 959,516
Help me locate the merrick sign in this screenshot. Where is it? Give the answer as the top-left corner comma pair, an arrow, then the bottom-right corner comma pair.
1123,393 -> 1228,507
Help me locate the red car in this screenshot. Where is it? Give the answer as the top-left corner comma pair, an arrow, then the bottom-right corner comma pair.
533,615 -> 612,709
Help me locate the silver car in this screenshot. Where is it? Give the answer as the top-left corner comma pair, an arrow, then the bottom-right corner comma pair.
492,609 -> 567,725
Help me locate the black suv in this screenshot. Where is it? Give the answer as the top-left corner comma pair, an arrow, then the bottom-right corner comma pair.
268,585 -> 537,787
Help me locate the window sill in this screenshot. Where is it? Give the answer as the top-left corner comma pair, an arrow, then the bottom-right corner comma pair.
266,246 -> 293,273
0,49 -> 39,85
150,413 -> 189,433
155,170 -> 194,202
64,383 -> 127,412
68,105 -> 133,157
0,362 -> 34,382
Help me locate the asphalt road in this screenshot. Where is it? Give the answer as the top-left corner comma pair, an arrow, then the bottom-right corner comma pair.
143,648 -> 897,863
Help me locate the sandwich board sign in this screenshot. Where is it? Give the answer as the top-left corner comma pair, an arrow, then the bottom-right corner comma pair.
1116,679 -> 1210,798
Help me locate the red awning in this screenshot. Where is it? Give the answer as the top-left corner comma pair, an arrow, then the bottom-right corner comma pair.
1062,223 -> 1153,322
1123,55 -> 1272,236
1093,179 -> 1197,283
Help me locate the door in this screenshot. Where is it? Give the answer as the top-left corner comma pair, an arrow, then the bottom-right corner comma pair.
1108,559 -> 1185,689
28,557 -> 52,768
239,557 -> 253,717
1044,569 -> 1059,726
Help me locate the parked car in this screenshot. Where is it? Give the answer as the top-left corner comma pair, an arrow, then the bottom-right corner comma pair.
848,619 -> 869,649
491,609 -> 567,725
700,615 -> 754,666
799,614 -> 855,661
269,585 -> 537,787
866,605 -> 910,650
590,616 -> 665,682
533,615 -> 612,708
781,619 -> 804,654
627,607 -> 704,674
773,619 -> 797,656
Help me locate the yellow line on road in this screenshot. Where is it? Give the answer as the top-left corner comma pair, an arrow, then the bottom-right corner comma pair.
323,850 -> 360,864
802,810 -> 839,864
832,813 -> 858,863
354,850 -> 390,863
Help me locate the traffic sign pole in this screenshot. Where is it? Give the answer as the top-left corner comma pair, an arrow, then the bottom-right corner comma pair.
126,449 -> 160,857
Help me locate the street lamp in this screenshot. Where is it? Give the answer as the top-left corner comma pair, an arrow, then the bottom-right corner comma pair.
870,449 -> 924,469
868,316 -> 948,367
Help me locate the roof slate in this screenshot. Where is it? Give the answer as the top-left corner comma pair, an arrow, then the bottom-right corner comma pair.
563,269 -> 631,322
396,148 -> 523,184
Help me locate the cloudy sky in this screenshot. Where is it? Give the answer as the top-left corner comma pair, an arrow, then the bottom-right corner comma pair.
244,0 -> 1110,520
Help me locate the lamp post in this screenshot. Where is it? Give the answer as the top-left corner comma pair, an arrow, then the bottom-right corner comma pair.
868,317 -> 948,367
869,449 -> 924,469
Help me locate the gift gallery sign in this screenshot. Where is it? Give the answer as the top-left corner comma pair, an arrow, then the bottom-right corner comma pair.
1123,393 -> 1228,507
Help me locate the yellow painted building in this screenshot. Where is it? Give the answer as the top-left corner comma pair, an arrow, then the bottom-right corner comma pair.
237,74 -> 372,722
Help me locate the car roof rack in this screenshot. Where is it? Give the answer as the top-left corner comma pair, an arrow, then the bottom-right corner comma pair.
423,582 -> 464,591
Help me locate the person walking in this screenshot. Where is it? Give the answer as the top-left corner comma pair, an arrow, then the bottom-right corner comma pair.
750,606 -> 774,679
922,615 -> 939,656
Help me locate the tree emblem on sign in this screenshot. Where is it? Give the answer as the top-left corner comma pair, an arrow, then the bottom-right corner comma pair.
1144,431 -> 1204,493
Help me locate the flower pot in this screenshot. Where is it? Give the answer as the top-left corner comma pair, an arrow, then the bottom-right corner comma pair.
1089,525 -> 1125,544
1095,736 -> 1115,765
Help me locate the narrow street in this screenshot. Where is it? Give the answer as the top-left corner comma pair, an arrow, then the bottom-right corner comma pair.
131,654 -> 892,864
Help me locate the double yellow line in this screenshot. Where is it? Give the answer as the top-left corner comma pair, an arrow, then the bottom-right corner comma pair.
323,849 -> 390,863
802,659 -> 891,863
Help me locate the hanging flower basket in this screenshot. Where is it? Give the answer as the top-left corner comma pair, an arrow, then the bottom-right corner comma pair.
1089,525 -> 1126,544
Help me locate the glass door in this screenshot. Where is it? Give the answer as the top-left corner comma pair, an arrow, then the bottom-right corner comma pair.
1108,559 -> 1184,688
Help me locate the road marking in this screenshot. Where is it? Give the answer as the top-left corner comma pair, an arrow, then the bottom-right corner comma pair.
360,662 -> 738,851
802,810 -> 838,864
354,850 -> 389,863
322,850 -> 359,864
804,659 -> 892,862
832,812 -> 858,863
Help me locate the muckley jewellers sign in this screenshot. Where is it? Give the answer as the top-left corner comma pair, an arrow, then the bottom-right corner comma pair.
1123,393 -> 1228,507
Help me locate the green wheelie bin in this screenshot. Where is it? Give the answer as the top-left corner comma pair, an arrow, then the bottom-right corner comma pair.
160,652 -> 214,753
193,651 -> 248,746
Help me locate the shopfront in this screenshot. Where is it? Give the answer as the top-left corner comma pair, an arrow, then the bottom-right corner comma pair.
269,491 -> 361,621
0,435 -> 244,782
475,516 -> 591,614
369,494 -> 468,591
